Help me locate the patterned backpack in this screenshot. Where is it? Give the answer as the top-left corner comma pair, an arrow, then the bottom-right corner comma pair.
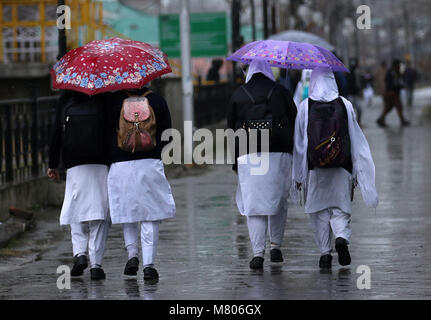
117,91 -> 157,153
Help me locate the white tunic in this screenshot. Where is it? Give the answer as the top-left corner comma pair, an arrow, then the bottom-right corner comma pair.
60,164 -> 110,225
107,159 -> 176,224
236,152 -> 292,216
305,168 -> 353,214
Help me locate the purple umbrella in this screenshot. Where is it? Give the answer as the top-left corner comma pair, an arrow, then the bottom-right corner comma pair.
227,40 -> 349,73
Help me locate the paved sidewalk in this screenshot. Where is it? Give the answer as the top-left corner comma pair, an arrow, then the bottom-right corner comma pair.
0,89 -> 430,299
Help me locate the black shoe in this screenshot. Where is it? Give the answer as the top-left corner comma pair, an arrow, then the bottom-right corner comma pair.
270,248 -> 283,262
376,118 -> 386,127
249,257 -> 264,270
90,267 -> 106,280
124,257 -> 139,276
401,120 -> 410,127
71,255 -> 88,276
319,254 -> 332,269
335,237 -> 351,266
143,267 -> 159,281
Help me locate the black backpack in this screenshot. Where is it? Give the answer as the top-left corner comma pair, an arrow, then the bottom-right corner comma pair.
307,97 -> 352,173
241,84 -> 277,130
240,84 -> 279,151
62,95 -> 105,163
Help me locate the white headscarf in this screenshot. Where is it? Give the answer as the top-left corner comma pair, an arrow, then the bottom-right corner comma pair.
309,67 -> 339,102
245,60 -> 275,83
292,67 -> 379,209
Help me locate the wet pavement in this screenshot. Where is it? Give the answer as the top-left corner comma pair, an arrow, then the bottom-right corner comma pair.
0,89 -> 431,299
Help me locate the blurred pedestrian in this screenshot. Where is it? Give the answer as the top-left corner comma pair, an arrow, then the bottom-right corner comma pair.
346,58 -> 362,125
374,61 -> 387,98
293,69 -> 312,107
207,59 -> 223,83
361,69 -> 375,109
376,59 -> 410,127
293,67 -> 378,269
403,58 -> 419,108
227,60 -> 297,270
48,91 -> 111,280
107,87 -> 176,281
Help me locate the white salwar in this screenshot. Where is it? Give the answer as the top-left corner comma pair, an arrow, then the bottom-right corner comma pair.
292,67 -> 378,254
308,208 -> 351,255
108,158 -> 176,265
60,164 -> 111,268
71,220 -> 110,268
123,221 -> 159,266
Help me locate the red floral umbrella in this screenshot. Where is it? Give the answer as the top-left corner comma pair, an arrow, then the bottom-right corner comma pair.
50,38 -> 172,95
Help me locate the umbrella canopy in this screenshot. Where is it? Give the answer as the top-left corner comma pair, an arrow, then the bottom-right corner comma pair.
226,40 -> 349,73
269,30 -> 335,51
51,38 -> 171,95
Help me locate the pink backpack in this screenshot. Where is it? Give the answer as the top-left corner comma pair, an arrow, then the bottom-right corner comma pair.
117,91 -> 157,153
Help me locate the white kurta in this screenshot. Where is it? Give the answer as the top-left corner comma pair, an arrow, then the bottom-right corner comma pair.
108,159 -> 176,224
236,152 -> 292,216
305,168 -> 353,214
60,164 -> 110,225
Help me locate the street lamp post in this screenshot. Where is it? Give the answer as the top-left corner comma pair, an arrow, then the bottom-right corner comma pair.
180,0 -> 194,164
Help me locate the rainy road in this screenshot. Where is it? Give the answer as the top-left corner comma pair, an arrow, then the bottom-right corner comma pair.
0,89 -> 431,299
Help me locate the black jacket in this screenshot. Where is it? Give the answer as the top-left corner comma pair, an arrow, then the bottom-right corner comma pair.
385,68 -> 403,94
106,88 -> 172,164
48,91 -> 110,169
227,73 -> 297,171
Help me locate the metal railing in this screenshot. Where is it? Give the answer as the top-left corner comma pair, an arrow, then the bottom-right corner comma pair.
0,95 -> 59,186
194,82 -> 239,127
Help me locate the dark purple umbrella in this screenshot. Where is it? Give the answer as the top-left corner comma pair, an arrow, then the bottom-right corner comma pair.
227,40 -> 349,73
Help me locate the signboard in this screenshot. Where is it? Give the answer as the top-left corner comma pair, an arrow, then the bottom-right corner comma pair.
159,12 -> 228,58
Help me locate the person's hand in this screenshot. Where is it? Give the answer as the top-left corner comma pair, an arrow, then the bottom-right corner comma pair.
47,168 -> 60,181
296,182 -> 302,190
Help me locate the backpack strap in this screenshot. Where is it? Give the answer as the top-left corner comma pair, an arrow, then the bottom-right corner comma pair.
124,89 -> 152,97
241,86 -> 255,104
266,83 -> 278,103
142,90 -> 152,97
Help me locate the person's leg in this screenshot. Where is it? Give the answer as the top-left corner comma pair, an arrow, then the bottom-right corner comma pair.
70,222 -> 89,276
329,208 -> 352,266
308,209 -> 332,255
247,215 -> 268,269
123,223 -> 139,260
140,221 -> 160,268
377,93 -> 393,126
309,209 -> 333,268
141,221 -> 160,280
329,208 -> 352,243
393,93 -> 409,125
87,220 -> 110,268
247,215 -> 268,258
268,203 -> 287,262
70,222 -> 88,258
